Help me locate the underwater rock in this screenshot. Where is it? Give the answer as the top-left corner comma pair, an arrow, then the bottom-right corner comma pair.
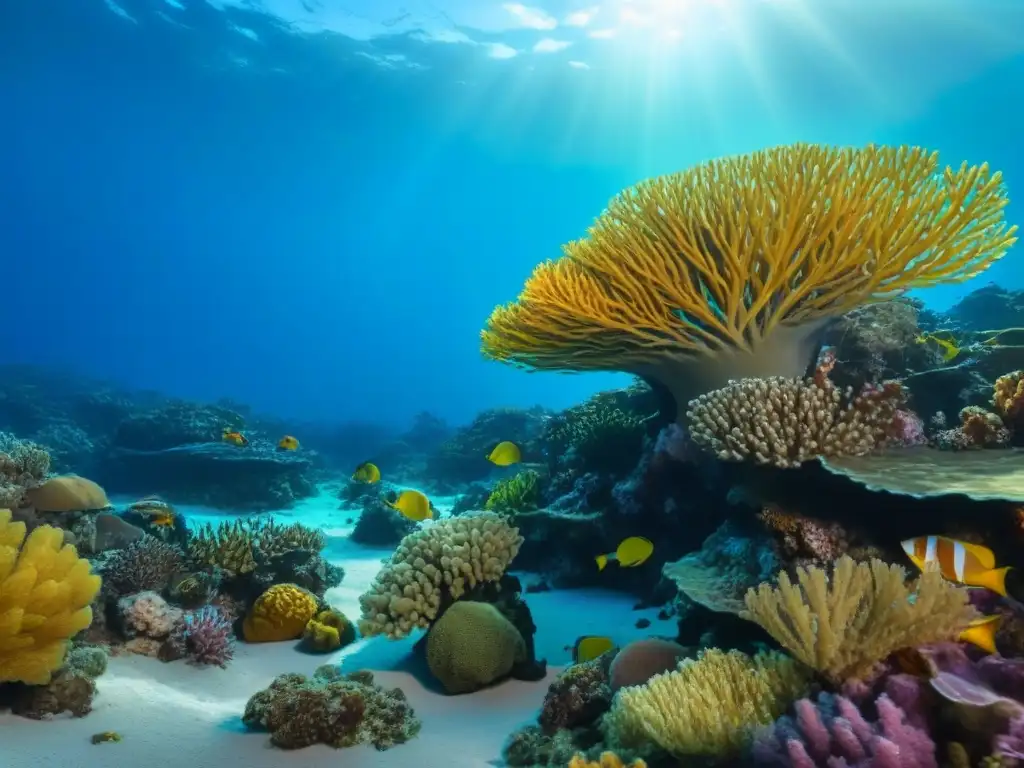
820,446 -> 1024,502
1,645 -> 109,720
242,666 -> 421,750
350,495 -> 416,546
97,442 -> 316,510
111,401 -> 245,452
943,283 -> 1024,332
538,653 -> 616,735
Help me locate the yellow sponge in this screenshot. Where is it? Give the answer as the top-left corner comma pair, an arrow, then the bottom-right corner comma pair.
242,583 -> 318,643
0,508 -> 102,685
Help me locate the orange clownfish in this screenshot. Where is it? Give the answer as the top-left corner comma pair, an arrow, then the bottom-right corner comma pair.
901,536 -> 1010,596
222,429 -> 249,447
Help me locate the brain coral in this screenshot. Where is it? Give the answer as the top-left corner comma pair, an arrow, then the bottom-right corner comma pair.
358,512 -> 523,639
425,601 -> 526,694
242,583 -> 319,643
481,144 -> 1017,422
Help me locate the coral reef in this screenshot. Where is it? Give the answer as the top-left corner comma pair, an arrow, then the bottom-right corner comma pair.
349,492 -> 417,546
0,433 -> 50,508
242,665 -> 421,750
99,537 -> 186,595
2,645 -> 109,719
358,512 -> 522,638
539,653 -> 616,734
481,144 -> 1015,422
686,376 -> 904,467
485,469 -> 542,514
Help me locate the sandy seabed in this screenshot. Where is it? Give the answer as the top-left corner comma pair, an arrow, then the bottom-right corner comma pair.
1,489 -> 669,768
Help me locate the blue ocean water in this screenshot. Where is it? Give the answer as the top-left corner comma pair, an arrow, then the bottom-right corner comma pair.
1,0 -> 1022,430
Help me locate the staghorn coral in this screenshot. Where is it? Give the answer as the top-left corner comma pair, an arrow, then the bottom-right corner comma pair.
242,583 -> 319,643
741,555 -> 978,684
0,433 -> 50,509
425,600 -> 526,694
188,517 -> 324,577
686,376 -> 904,468
357,512 -> 523,639
99,536 -> 185,595
243,665 -> 421,750
0,508 -> 102,684
606,648 -> 810,757
751,691 -> 937,767
481,144 -> 1017,424
485,469 -> 542,514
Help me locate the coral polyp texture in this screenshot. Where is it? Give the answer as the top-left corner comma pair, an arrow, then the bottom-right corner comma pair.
686,376 -> 903,467
0,508 -> 102,685
357,512 -> 523,639
741,555 -> 977,684
480,144 -> 1017,419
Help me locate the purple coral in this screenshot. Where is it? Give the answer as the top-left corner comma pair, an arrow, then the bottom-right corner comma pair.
751,692 -> 937,768
165,606 -> 235,668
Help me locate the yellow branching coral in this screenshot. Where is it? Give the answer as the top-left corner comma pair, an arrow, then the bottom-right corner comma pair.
0,508 -> 102,684
482,144 -> 1017,421
686,376 -> 903,467
741,555 -> 978,684
606,648 -> 809,757
568,753 -> 647,768
358,512 -> 523,639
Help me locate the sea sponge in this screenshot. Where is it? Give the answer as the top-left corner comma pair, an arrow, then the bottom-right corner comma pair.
481,144 -> 1017,422
25,474 -> 110,513
686,376 -> 904,467
242,583 -> 319,643
0,508 -> 102,685
358,512 -> 523,639
425,601 -> 526,694
300,609 -> 357,653
741,555 -> 979,684
606,648 -> 809,757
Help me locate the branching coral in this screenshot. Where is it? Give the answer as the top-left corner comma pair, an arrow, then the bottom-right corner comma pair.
0,433 -> 51,509
164,606 -> 235,667
358,512 -> 523,639
606,648 -> 810,757
686,376 -> 904,467
741,555 -> 977,684
188,517 -> 324,576
485,470 -> 542,514
481,144 -> 1017,422
100,536 -> 186,595
0,508 -> 102,684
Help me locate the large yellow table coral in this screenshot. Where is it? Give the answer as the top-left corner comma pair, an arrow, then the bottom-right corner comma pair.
481,144 -> 1017,420
0,508 -> 102,684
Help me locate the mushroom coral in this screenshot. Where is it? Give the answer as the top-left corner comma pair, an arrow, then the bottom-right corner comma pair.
481,144 -> 1017,422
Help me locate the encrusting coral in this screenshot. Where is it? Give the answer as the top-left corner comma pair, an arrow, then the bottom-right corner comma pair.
605,648 -> 810,757
686,375 -> 904,467
0,508 -> 102,685
358,512 -> 523,639
480,144 -> 1017,422
741,555 -> 978,684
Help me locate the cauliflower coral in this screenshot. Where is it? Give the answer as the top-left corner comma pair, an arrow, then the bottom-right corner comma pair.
481,144 -> 1017,421
358,512 -> 523,639
0,508 -> 102,685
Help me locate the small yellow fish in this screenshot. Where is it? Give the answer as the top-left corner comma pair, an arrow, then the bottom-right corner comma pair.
914,332 -> 960,362
387,489 -> 433,522
277,435 -> 299,451
150,511 -> 175,528
222,429 -> 248,447
901,535 -> 1010,596
571,635 -> 614,663
352,462 -> 381,484
91,731 -> 122,745
596,536 -> 654,571
959,615 -> 1000,654
487,441 -> 522,467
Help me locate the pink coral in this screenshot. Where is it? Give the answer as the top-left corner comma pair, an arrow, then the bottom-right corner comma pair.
118,591 -> 183,639
164,606 -> 235,668
888,409 -> 926,446
751,692 -> 936,767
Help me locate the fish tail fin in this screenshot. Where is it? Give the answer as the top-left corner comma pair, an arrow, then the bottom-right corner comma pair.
976,566 -> 1011,597
961,617 -> 1001,654
595,555 -> 607,571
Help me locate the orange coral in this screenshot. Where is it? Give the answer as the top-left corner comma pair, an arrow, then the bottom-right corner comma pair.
994,370 -> 1024,426
242,583 -> 318,643
482,144 -> 1016,422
